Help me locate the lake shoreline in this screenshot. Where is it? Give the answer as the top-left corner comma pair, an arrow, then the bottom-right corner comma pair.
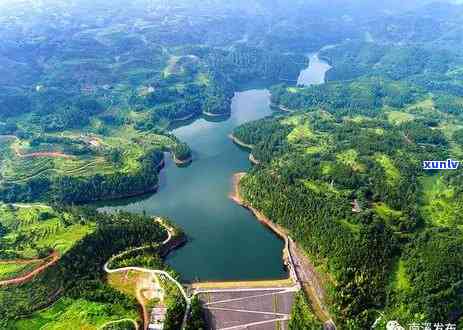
270,102 -> 294,113
229,173 -> 291,273
171,113 -> 196,123
229,134 -> 254,150
74,159 -> 168,204
203,110 -> 231,118
172,153 -> 192,166
103,89 -> 290,282
230,173 -> 335,327
229,134 -> 261,165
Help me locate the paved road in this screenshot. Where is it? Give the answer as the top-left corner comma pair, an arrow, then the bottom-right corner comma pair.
288,238 -> 337,330
103,218 -> 335,330
103,218 -> 191,330
98,318 -> 139,330
288,239 -> 324,297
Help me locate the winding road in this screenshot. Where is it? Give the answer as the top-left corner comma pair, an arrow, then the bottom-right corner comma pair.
98,318 -> 139,330
103,218 -> 191,330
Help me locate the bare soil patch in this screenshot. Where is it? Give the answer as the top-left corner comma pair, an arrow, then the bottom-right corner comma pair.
0,250 -> 60,286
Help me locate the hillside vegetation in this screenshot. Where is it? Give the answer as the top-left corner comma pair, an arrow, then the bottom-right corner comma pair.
236,18 -> 463,326
1,0 -> 463,328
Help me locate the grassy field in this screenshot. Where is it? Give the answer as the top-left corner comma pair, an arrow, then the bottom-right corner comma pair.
406,98 -> 435,112
386,111 -> 415,125
107,271 -> 147,299
375,153 -> 400,186
283,114 -> 333,156
0,262 -> 41,281
302,179 -> 346,197
374,202 -> 403,221
0,129 -> 176,187
11,298 -> 139,330
0,204 -> 95,259
336,149 -> 366,172
377,259 -> 415,329
419,174 -> 462,227
287,125 -> 315,144
390,260 -> 411,292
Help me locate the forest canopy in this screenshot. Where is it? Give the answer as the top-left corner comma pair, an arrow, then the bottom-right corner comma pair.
1,0 -> 463,329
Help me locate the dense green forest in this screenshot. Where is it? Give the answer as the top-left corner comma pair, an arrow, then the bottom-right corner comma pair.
288,292 -> 323,330
0,0 -> 309,205
185,296 -> 207,330
234,5 -> 463,326
236,113 -> 463,327
0,207 -> 168,328
1,0 -> 463,328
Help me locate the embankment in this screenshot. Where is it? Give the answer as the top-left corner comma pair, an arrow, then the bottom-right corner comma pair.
230,172 -> 336,329
229,135 -> 260,165
229,173 -> 291,273
172,153 -> 192,166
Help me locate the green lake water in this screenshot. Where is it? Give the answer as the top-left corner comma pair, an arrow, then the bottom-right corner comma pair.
102,89 -> 288,282
102,54 -> 330,282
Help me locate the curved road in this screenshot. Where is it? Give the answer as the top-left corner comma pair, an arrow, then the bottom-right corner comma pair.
98,318 -> 139,330
103,218 -> 191,330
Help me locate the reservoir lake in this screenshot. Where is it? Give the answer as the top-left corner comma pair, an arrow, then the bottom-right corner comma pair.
101,54 -> 331,282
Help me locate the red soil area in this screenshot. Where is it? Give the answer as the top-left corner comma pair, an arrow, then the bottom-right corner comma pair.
0,257 -> 44,265
0,251 -> 60,286
18,151 -> 74,159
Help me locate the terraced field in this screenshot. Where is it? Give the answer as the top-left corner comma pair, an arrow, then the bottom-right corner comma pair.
0,204 -> 95,259
0,135 -> 113,184
12,297 -> 139,330
0,130 -> 175,186
2,156 -> 116,183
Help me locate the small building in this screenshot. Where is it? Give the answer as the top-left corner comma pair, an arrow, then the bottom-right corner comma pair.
148,306 -> 167,330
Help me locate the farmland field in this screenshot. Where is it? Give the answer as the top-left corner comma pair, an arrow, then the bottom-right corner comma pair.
12,298 -> 139,330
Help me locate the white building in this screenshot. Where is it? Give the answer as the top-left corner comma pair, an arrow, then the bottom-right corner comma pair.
148,306 -> 167,330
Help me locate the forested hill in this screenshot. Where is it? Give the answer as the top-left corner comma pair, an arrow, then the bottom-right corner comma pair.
0,206 -> 170,328
0,0 -> 311,205
234,2 -> 463,328
1,0 -> 463,329
0,2 -> 323,327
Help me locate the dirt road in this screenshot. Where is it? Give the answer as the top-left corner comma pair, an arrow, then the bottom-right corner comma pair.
0,251 -> 60,286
